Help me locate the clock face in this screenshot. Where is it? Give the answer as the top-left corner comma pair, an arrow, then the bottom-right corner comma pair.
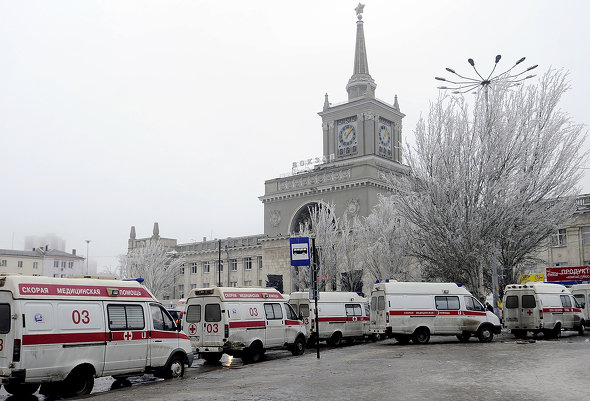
378,119 -> 393,156
337,117 -> 358,156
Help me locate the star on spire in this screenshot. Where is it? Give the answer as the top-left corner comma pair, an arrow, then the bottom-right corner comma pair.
355,3 -> 365,19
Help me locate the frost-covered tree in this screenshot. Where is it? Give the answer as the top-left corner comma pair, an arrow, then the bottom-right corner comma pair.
119,240 -> 185,300
392,69 -> 586,299
337,213 -> 363,292
309,203 -> 339,291
356,195 -> 415,284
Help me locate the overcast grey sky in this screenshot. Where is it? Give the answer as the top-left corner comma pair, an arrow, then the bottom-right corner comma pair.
1,0 -> 589,272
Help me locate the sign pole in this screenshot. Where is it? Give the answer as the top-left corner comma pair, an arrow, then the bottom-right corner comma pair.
312,237 -> 320,359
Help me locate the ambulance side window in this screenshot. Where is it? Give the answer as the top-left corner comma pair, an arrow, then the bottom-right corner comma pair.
284,303 -> 298,320
186,305 -> 202,323
345,304 -> 362,316
560,295 -> 572,308
371,297 -> 376,311
377,296 -> 385,311
464,297 -> 475,311
108,304 -> 145,331
150,304 -> 175,331
522,295 -> 536,308
205,304 -> 221,322
574,294 -> 584,308
264,303 -> 283,320
299,303 -> 309,317
0,304 -> 10,333
468,297 -> 485,312
505,296 -> 519,309
435,296 -> 460,310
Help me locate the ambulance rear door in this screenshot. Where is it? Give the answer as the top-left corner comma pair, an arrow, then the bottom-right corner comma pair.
519,291 -> 539,328
0,291 -> 15,377
370,290 -> 387,332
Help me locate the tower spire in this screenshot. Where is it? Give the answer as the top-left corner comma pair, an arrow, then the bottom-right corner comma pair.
346,3 -> 376,100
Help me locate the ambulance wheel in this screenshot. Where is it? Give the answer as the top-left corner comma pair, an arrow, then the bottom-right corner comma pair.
162,355 -> 185,379
477,326 -> 494,343
63,366 -> 94,397
242,341 -> 264,363
291,336 -> 306,356
203,352 -> 223,363
456,332 -> 471,342
326,332 -> 342,346
4,383 -> 40,396
578,321 -> 585,336
412,327 -> 430,344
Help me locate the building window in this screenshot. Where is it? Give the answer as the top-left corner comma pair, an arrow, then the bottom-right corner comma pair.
582,227 -> 590,245
191,262 -> 197,274
551,229 -> 566,247
244,257 -> 252,270
230,281 -> 238,287
231,259 -> 238,271
61,261 -> 66,268
258,280 -> 263,286
203,261 -> 210,273
178,285 -> 184,299
33,262 -> 38,269
54,261 -> 59,268
191,284 -> 197,290
0,260 -> 6,267
17,261 -> 23,268
203,282 -> 210,288
180,266 -> 185,275
244,280 -> 252,286
258,256 -> 263,269
68,261 -> 74,268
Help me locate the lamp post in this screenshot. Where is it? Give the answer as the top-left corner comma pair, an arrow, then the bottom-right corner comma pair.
85,240 -> 91,275
435,55 -> 538,316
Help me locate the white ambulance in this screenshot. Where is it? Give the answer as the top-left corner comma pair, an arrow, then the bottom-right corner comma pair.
503,282 -> 585,338
369,281 -> 501,344
0,274 -> 193,397
571,283 -> 590,327
183,287 -> 307,363
289,291 -> 369,345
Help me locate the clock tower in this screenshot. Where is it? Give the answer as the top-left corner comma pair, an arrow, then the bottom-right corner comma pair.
259,4 -> 408,292
319,3 -> 404,163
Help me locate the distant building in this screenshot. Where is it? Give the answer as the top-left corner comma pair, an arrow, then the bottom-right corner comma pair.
0,246 -> 85,277
526,194 -> 590,276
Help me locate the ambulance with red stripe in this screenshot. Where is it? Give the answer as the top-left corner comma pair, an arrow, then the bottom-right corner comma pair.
369,281 -> 501,344
183,287 -> 306,363
503,282 -> 585,338
0,274 -> 193,398
289,291 -> 369,345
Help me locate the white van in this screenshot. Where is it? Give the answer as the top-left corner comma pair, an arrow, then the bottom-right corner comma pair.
0,274 -> 193,397
183,287 -> 307,363
503,282 -> 585,338
571,283 -> 590,327
369,282 -> 501,344
289,291 -> 369,345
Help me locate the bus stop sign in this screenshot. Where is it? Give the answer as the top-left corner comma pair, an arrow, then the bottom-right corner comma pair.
290,237 -> 310,266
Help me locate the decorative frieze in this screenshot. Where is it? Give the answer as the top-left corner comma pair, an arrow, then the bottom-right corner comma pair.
278,169 -> 352,191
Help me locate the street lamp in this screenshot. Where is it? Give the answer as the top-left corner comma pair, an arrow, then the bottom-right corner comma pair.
435,55 -> 538,316
85,240 -> 91,275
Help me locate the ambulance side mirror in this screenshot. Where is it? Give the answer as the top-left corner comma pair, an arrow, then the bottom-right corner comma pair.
581,302 -> 586,309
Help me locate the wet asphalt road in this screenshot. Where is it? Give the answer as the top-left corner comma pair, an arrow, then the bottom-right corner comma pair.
2,331 -> 589,400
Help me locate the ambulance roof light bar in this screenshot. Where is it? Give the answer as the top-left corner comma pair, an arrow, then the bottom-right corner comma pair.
122,278 -> 145,283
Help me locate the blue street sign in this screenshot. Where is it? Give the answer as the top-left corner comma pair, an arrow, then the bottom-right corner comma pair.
290,237 -> 310,266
